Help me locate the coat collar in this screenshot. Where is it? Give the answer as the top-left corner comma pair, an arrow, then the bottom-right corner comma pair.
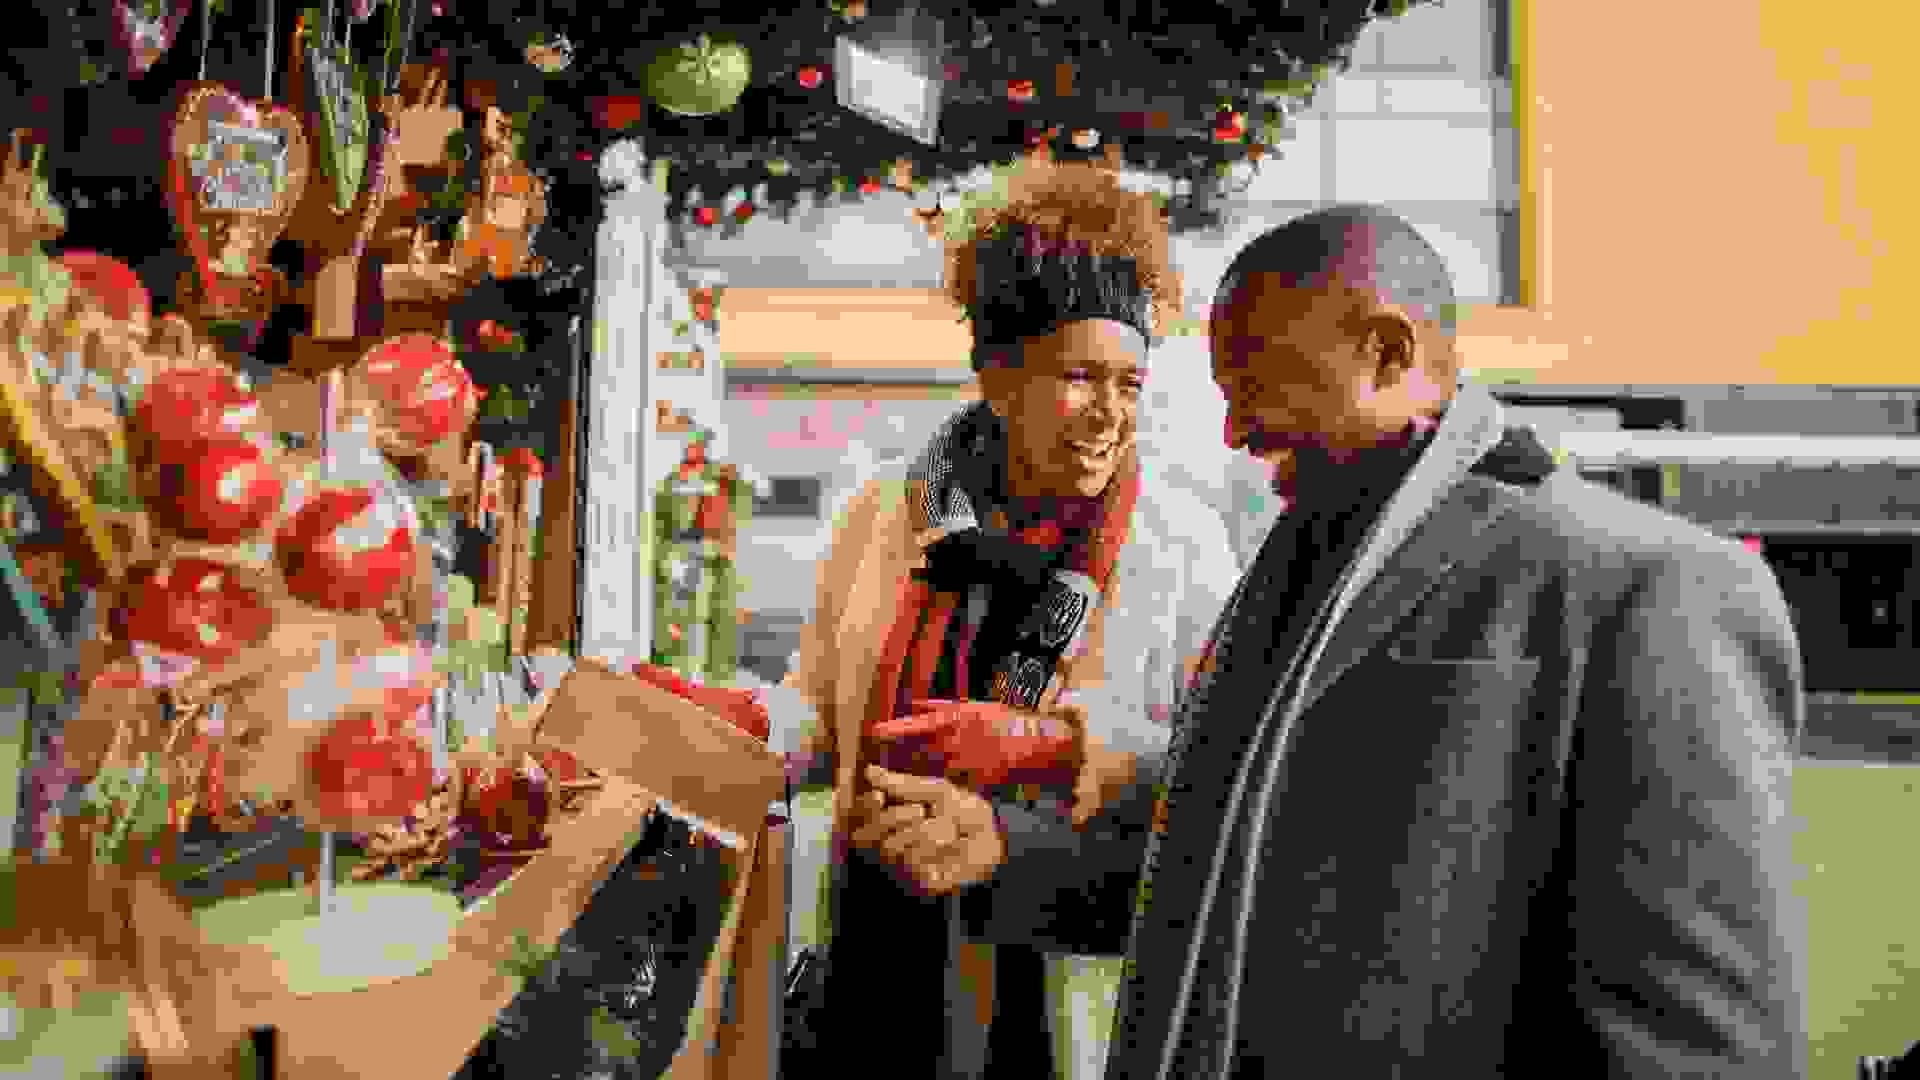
1291,382 -> 1523,716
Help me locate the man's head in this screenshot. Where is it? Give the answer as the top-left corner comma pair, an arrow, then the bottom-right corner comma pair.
947,161 -> 1179,497
1210,204 -> 1459,464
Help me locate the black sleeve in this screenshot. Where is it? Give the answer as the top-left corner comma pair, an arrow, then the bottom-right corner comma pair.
957,751 -> 1165,955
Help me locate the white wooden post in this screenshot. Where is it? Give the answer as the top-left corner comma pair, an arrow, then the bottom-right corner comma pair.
583,140 -> 664,666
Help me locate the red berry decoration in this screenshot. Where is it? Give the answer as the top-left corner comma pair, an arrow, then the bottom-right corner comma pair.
275,486 -> 417,613
733,202 -> 755,224
1006,79 -> 1035,104
1213,109 -> 1247,142
154,434 -> 285,545
501,447 -> 544,478
114,558 -> 275,666
797,66 -> 824,90
694,206 -> 718,226
857,178 -> 882,195
135,368 -> 261,465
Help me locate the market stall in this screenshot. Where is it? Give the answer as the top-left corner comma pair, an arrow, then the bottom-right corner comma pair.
0,109 -> 785,1077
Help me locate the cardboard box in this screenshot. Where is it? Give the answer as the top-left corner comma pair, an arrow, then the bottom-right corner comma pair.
534,660 -> 783,841
533,661 -> 787,1080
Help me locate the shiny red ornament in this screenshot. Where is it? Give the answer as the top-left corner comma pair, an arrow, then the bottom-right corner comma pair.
359,334 -> 481,449
60,251 -> 151,326
797,66 -> 824,90
154,434 -> 285,545
732,203 -> 755,224
460,755 -> 552,849
275,486 -> 417,613
857,178 -> 882,195
307,721 -> 435,826
694,206 -> 718,226
1006,80 -> 1036,103
114,558 -> 274,666
135,368 -> 261,465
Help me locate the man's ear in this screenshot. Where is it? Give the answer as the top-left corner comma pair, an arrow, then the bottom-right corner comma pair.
1362,311 -> 1421,385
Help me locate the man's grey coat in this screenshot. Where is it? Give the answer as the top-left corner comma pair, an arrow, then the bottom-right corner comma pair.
969,383 -> 1807,1078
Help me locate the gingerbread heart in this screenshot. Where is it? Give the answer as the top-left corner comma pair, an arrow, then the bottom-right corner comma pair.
165,83 -> 312,320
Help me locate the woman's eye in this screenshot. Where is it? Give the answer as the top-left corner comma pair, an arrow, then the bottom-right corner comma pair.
1063,370 -> 1093,382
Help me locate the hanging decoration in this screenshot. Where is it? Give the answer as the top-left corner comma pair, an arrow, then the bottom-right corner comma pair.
166,86 -> 311,319
645,34 -> 755,118
41,0 -> 1440,283
524,31 -> 574,74
835,1 -> 947,145
166,0 -> 311,320
301,2 -> 373,212
111,0 -> 195,77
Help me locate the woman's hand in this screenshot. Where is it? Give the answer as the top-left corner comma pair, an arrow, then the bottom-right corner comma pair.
1059,703 -> 1138,829
850,765 -> 1005,896
867,700 -> 1076,790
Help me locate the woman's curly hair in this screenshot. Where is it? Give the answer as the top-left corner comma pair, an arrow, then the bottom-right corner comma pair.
944,158 -> 1184,338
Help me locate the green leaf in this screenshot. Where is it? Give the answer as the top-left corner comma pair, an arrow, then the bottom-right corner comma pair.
590,1006 -> 645,1062
497,931 -> 556,981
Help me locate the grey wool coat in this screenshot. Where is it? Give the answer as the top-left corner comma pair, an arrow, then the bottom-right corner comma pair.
965,382 -> 1808,1079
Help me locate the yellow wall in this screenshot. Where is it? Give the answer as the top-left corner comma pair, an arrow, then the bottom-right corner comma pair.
1514,0 -> 1919,385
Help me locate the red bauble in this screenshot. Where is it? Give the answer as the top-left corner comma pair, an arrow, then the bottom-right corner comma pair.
1006,80 -> 1036,103
154,435 -> 285,545
694,206 -> 718,226
306,724 -> 435,825
797,66 -> 824,90
360,334 -> 480,448
732,203 -> 755,224
114,558 -> 274,666
275,486 -> 417,613
857,179 -> 882,195
60,251 -> 151,327
460,755 -> 552,849
135,368 -> 261,464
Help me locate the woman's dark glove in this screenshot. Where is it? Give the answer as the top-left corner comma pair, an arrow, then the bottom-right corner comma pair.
919,527 -> 1059,593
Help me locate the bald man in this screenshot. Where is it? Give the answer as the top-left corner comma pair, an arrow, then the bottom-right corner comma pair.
853,204 -> 1806,1079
